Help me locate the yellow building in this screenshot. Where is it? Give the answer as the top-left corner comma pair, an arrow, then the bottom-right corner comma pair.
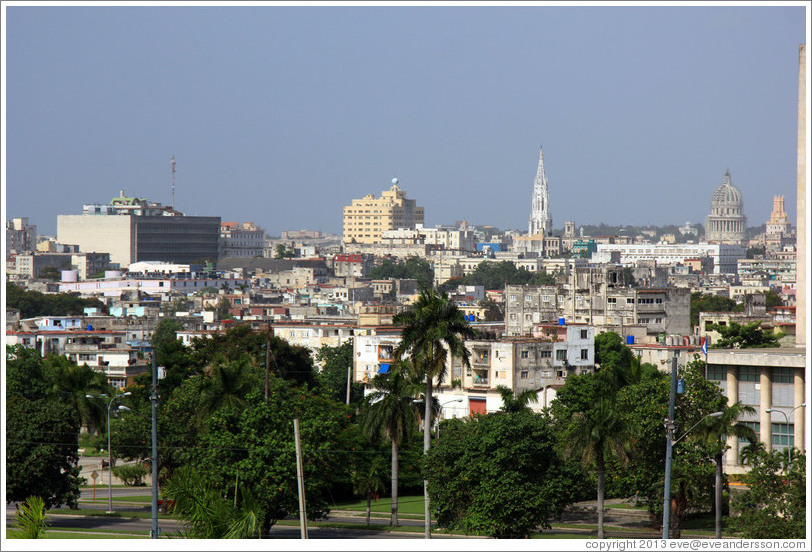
343,179 -> 424,244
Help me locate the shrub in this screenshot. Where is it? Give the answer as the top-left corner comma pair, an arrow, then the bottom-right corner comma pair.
114,463 -> 149,486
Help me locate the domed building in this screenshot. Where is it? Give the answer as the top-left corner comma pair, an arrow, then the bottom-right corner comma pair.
705,169 -> 747,244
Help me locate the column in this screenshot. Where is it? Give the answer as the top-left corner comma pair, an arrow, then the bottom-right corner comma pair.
726,365 -> 739,469
760,367 -> 772,451
794,368 -> 805,452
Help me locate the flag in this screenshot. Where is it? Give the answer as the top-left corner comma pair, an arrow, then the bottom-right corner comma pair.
701,338 -> 708,356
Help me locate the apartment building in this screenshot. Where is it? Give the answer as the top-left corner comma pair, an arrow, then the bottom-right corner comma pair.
6,217 -> 37,253
505,268 -> 691,337
594,242 -> 746,274
342,180 -> 424,244
220,222 -> 265,258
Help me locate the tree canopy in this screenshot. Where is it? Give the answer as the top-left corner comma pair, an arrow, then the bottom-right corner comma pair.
442,261 -> 555,290
369,256 -> 434,290
690,292 -> 741,328
710,321 -> 784,349
6,282 -> 107,319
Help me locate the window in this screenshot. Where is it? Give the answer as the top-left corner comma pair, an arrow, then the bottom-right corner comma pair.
540,350 -> 552,358
580,349 -> 589,360
607,297 -> 616,304
772,423 -> 794,448
706,365 -> 726,381
739,421 -> 760,445
580,329 -> 588,339
556,350 -> 567,361
509,295 -> 517,302
520,371 -> 529,379
773,367 -> 794,384
521,350 -> 529,359
739,366 -> 759,382
627,298 -> 634,304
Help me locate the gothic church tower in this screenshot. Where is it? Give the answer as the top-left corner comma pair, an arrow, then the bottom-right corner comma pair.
529,146 -> 552,236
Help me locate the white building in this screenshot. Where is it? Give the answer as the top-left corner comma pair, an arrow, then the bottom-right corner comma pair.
220,222 -> 265,258
594,242 -> 746,274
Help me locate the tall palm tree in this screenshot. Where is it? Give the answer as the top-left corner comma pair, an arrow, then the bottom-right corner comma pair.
690,402 -> 758,539
566,399 -> 630,539
496,385 -> 539,413
358,367 -> 421,526
393,288 -> 476,538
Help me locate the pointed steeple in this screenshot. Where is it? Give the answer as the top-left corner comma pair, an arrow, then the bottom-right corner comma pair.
529,146 -> 552,236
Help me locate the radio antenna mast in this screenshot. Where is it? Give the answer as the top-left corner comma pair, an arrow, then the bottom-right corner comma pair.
170,155 -> 176,208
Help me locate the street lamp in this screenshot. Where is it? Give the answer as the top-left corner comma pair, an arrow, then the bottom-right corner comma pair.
436,399 -> 464,439
765,403 -> 806,466
672,412 -> 724,445
86,391 -> 131,514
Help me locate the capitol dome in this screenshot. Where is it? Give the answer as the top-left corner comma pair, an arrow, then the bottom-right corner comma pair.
705,169 -> 746,245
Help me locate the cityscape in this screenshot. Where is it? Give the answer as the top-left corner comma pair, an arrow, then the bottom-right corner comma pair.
3,2 -> 809,549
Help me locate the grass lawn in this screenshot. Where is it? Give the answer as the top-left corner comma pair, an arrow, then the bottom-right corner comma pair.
329,495 -> 426,517
78,494 -> 156,503
605,503 -> 647,510
48,508 -> 169,520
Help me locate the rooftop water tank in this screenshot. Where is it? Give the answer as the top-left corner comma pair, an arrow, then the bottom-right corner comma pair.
558,317 -> 565,326
626,335 -> 634,345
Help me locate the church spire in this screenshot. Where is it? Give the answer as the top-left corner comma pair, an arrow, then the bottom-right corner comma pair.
529,146 -> 552,236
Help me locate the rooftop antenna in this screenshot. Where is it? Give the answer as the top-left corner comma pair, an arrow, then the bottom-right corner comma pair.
170,155 -> 176,208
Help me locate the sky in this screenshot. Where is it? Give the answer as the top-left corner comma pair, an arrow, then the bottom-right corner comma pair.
3,2 -> 809,238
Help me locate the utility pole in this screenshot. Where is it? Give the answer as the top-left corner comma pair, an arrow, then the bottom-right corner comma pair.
170,155 -> 176,208
151,353 -> 159,539
293,419 -> 308,539
662,354 -> 678,539
265,334 -> 271,401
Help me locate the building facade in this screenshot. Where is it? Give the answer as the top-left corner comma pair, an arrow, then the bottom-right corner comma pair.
342,179 -> 424,244
594,242 -> 746,274
6,217 -> 37,254
220,222 -> 265,258
57,192 -> 220,268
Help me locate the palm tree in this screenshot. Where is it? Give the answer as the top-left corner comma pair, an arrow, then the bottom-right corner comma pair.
45,356 -> 109,432
496,385 -> 539,413
690,402 -> 758,539
351,456 -> 387,525
392,288 -> 476,538
358,367 -> 421,526
199,355 -> 257,417
162,465 -> 263,538
566,399 -> 630,539
9,496 -> 49,539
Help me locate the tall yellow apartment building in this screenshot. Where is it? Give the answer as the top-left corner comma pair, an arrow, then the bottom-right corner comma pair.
343,179 -> 424,244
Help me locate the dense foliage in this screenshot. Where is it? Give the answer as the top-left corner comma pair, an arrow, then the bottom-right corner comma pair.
441,261 -> 555,290
6,345 -> 96,509
315,340 -> 364,404
425,412 -> 585,538
690,292 -> 740,328
709,321 -> 784,349
6,282 -> 108,319
729,449 -> 806,539
369,256 -> 434,290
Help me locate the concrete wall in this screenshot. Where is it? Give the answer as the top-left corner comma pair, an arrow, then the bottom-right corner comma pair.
58,215 -> 134,267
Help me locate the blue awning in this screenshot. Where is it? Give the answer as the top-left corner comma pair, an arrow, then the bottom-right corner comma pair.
378,363 -> 391,374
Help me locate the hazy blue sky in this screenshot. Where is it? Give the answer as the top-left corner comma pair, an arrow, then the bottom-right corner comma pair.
4,3 -> 808,237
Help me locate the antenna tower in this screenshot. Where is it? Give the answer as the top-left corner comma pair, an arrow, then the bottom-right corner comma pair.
170,155 -> 176,208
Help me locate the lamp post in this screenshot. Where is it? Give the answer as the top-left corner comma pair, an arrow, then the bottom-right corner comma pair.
765,403 -> 806,466
436,399 -> 463,439
119,404 -> 159,537
86,391 -> 131,514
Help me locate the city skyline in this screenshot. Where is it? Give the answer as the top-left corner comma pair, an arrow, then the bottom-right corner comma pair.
3,3 -> 808,237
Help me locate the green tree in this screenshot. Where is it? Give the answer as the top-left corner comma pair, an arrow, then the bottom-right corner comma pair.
38,266 -> 62,280
186,378 -> 357,535
478,298 -> 504,322
690,292 -> 740,328
689,401 -> 758,538
393,288 -> 475,537
350,456 -> 387,526
43,354 -> 109,432
358,368 -> 421,526
710,321 -> 784,348
8,496 -> 49,539
495,384 -> 538,413
199,356 -> 259,417
315,340 -> 363,403
425,412 -> 580,538
564,399 -> 630,539
369,256 -> 434,290
162,466 -> 264,538
764,290 -> 783,308
274,244 -> 295,259
729,449 -> 805,538
6,282 -> 107,318
442,261 -> 554,290
6,396 -> 83,509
